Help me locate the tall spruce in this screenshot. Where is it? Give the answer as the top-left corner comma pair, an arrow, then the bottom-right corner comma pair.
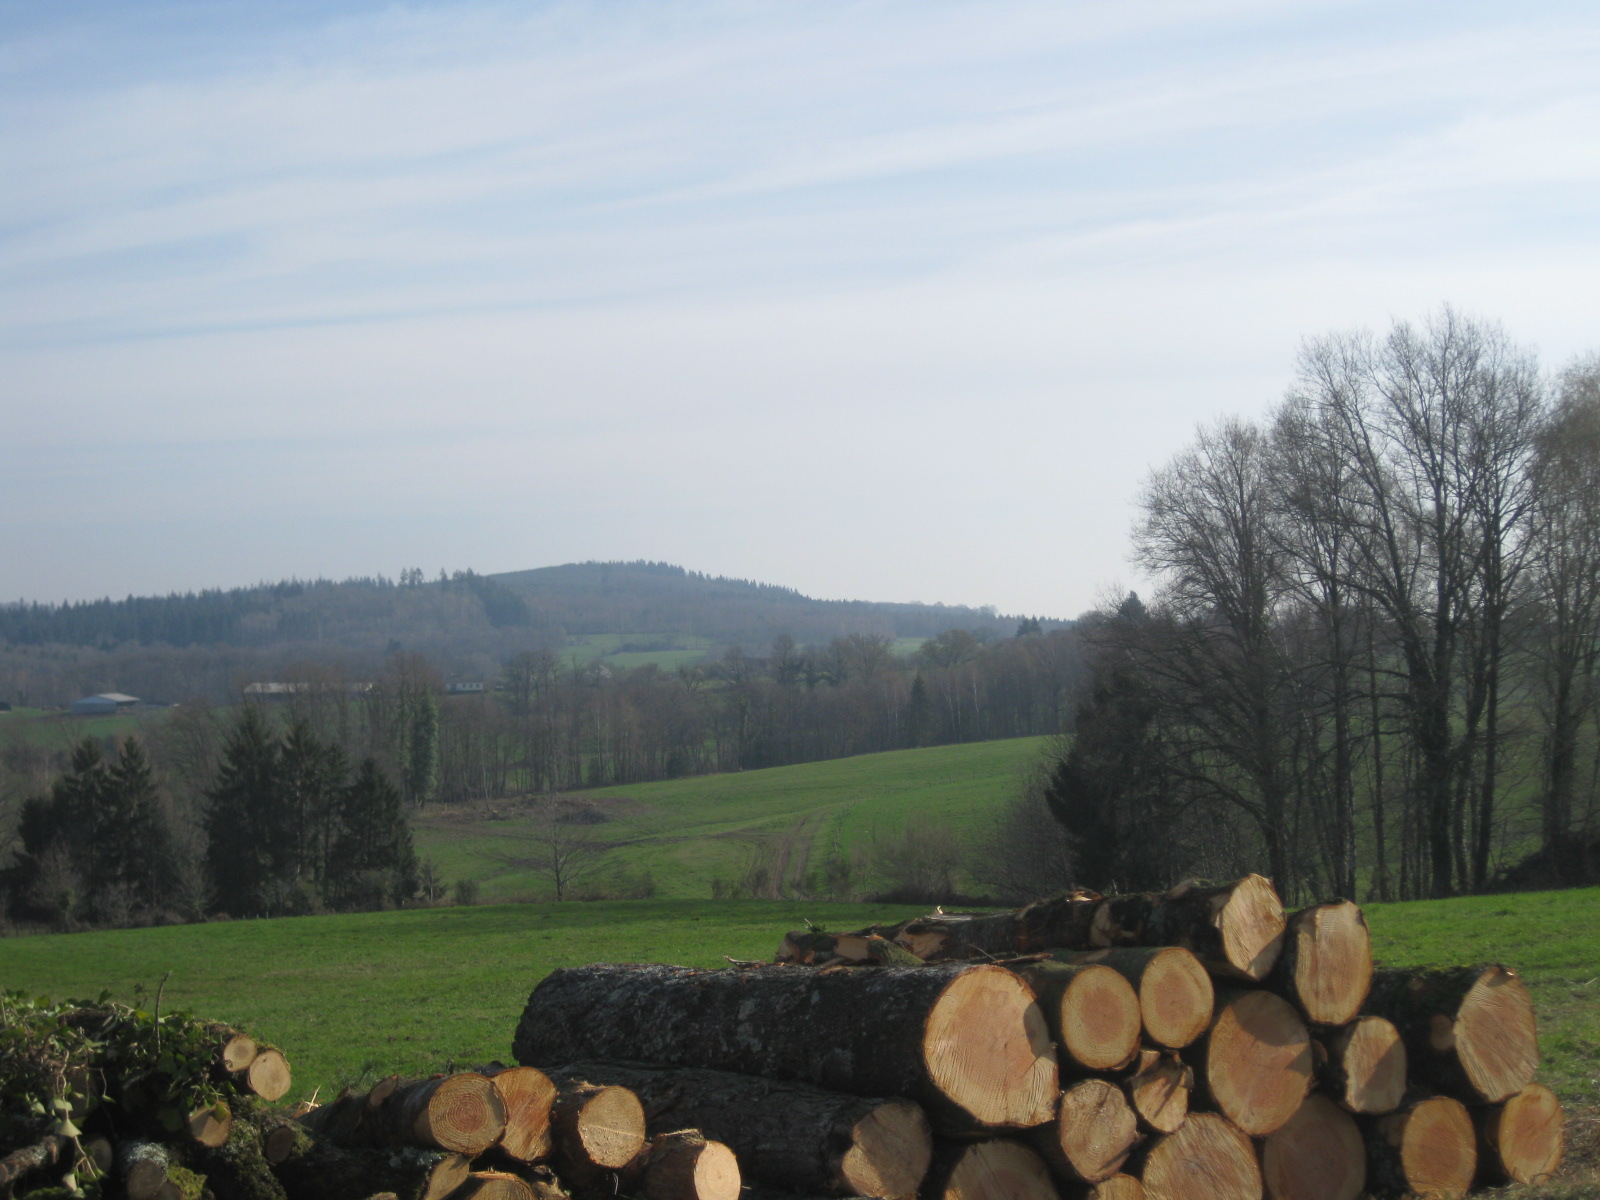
205,705 -> 280,916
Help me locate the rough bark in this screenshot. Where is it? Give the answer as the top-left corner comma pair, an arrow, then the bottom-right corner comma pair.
0,1134 -> 71,1194
1027,1078 -> 1140,1184
888,893 -> 1106,961
484,1066 -> 557,1163
1362,1094 -> 1477,1199
1317,1016 -> 1406,1115
1364,966 -> 1539,1103
269,1143 -> 472,1200
636,1130 -> 740,1200
1013,962 -> 1141,1073
1144,876 -> 1285,983
922,1139 -> 1059,1200
1195,989 -> 1313,1136
1123,1049 -> 1191,1134
513,962 -> 1058,1133
543,1060 -> 931,1199
1264,902 -> 1372,1026
1476,1082 -> 1565,1187
1136,1113 -> 1261,1200
1259,1094 -> 1364,1200
190,1116 -> 289,1200
1067,946 -> 1214,1050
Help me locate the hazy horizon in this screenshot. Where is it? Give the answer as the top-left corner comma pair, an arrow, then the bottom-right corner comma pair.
5,1 -> 1598,619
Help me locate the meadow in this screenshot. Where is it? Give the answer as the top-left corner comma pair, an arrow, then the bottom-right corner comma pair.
412,736 -> 1051,902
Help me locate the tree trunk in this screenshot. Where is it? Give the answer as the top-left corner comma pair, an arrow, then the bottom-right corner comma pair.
541,1060 -> 931,1199
922,1140 -> 1058,1200
484,1066 -> 557,1163
0,1134 -> 70,1195
1066,946 -> 1213,1050
269,1143 -> 472,1200
1123,1050 -> 1191,1134
191,1117 -> 289,1200
1476,1082 -> 1565,1187
1364,966 -> 1538,1102
1136,1113 -> 1261,1200
1264,902 -> 1372,1026
549,1080 -> 647,1192
1316,1016 -> 1406,1115
1193,989 -> 1312,1137
1259,1094 -> 1363,1200
1027,1078 -> 1140,1184
1362,1095 -> 1477,1200
636,1130 -> 740,1200
513,963 -> 1058,1134
1013,962 -> 1141,1073
1144,875 -> 1285,983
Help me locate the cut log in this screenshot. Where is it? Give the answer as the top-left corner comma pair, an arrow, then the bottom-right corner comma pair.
1138,1113 -> 1261,1200
269,1143 -> 473,1200
263,1119 -> 315,1165
189,1099 -> 235,1147
485,1066 -> 557,1163
638,1130 -> 740,1200
117,1141 -> 173,1200
1197,989 -> 1313,1137
543,1060 -> 931,1198
1028,1078 -> 1140,1184
886,893 -> 1105,961
219,1032 -> 259,1073
1317,1016 -> 1406,1115
0,1134 -> 70,1194
380,1073 -> 508,1155
923,1139 -> 1059,1200
455,1172 -> 536,1200
1365,966 -> 1539,1103
191,1117 -> 289,1200
1014,962 -> 1141,1072
297,1077 -> 400,1146
246,1047 -> 294,1101
1265,902 -> 1372,1026
1123,1049 -> 1191,1134
1259,1094 -> 1364,1200
1145,875 -> 1285,983
513,962 -> 1058,1133
1089,1176 -> 1145,1200
1363,1095 -> 1477,1199
550,1080 -> 647,1188
1068,946 -> 1214,1050
1477,1082 -> 1564,1187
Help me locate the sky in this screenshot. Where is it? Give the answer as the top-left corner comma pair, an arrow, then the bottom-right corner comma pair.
3,0 -> 1598,621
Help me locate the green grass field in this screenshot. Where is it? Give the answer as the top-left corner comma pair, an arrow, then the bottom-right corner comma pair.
3,887 -> 1596,1194
413,736 -> 1051,902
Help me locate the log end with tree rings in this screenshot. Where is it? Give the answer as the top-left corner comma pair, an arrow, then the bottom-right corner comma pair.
1204,989 -> 1313,1137
414,1073 -> 509,1156
1034,1078 -> 1140,1183
1138,947 -> 1214,1049
458,1172 -> 535,1200
922,965 -> 1059,1129
1125,1049 -> 1191,1134
1478,1082 -> 1564,1186
246,1047 -> 293,1101
486,1066 -> 557,1163
219,1033 -> 258,1073
1322,1016 -> 1406,1114
1260,1094 -> 1364,1200
1278,901 -> 1373,1026
1449,966 -> 1539,1103
188,1101 -> 233,1148
554,1082 -> 647,1172
642,1130 -> 741,1200
1016,962 -> 1141,1073
1372,1095 -> 1477,1200
1090,1175 -> 1145,1200
1210,874 -> 1287,982
926,1139 -> 1058,1200
838,1099 -> 932,1200
1140,1113 -> 1261,1200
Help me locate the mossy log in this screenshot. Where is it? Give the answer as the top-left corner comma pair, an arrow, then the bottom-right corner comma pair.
1316,1016 -> 1406,1115
189,1116 -> 289,1200
1192,989 -> 1312,1137
268,1143 -> 472,1200
1364,966 -> 1539,1103
1027,1078 -> 1141,1184
542,1059 -> 931,1198
1135,1113 -> 1261,1200
1259,1094 -> 1364,1200
1066,946 -> 1213,1050
1264,902 -> 1372,1026
0,1134 -> 71,1194
1476,1082 -> 1564,1187
1361,1094 -> 1477,1199
1012,962 -> 1141,1073
512,962 -> 1058,1133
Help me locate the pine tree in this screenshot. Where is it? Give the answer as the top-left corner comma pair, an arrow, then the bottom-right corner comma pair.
103,737 -> 173,915
205,706 -> 280,916
329,758 -> 418,910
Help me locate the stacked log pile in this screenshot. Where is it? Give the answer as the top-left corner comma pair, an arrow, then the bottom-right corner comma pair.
511,874 -> 1564,1200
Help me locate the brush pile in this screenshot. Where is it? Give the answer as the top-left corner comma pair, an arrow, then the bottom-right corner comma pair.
512,875 -> 1566,1200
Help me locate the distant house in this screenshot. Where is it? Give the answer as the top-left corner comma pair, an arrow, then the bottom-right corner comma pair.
446,681 -> 486,694
243,681 -> 372,699
71,692 -> 140,716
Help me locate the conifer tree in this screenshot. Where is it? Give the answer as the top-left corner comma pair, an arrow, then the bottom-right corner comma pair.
329,757 -> 418,909
205,705 -> 280,916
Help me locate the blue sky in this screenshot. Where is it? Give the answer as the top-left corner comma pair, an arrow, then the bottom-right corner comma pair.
4,0 -> 1598,618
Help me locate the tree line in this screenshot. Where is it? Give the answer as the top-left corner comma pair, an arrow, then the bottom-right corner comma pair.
1042,308 -> 1600,904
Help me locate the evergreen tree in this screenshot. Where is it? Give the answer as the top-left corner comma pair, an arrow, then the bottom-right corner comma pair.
329,758 -> 418,910
405,691 -> 439,807
102,737 -> 174,914
278,719 -> 349,891
205,706 -> 280,916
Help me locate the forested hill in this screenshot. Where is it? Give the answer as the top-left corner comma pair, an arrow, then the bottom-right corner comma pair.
1,561 -> 1018,652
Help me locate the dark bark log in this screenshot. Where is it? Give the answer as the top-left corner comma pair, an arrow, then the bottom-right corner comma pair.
1144,876 -> 1285,983
1135,1113 -> 1261,1200
1264,902 -> 1372,1026
1013,962 -> 1141,1072
0,1134 -> 70,1193
1476,1082 -> 1565,1187
1067,946 -> 1213,1050
1316,1016 -> 1406,1115
190,1116 -> 289,1200
1193,989 -> 1312,1137
513,962 -> 1058,1133
1123,1049 -> 1191,1134
269,1143 -> 472,1200
1363,966 -> 1539,1103
1027,1078 -> 1140,1184
542,1060 -> 930,1199
1259,1094 -> 1364,1200
1361,1094 -> 1476,1199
